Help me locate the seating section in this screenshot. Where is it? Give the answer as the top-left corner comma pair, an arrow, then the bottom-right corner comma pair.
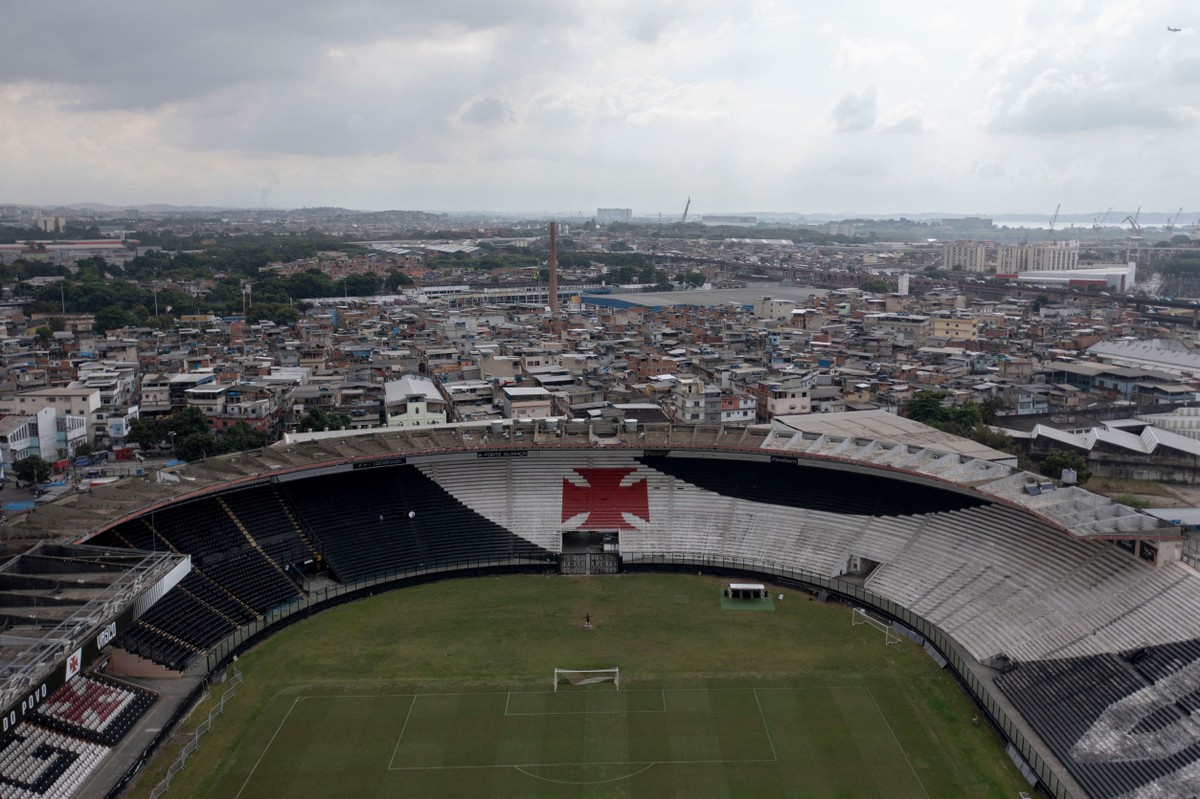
87,518 -> 167,552
422,457 -> 927,578
113,622 -> 196,673
150,499 -> 248,560
418,458 -> 569,552
93,485 -> 307,671
197,551 -> 300,613
282,466 -> 554,582
0,723 -> 109,799
863,504 -> 1197,662
997,640 -> 1200,799
636,456 -> 987,516
221,488 -> 317,568
29,675 -> 156,747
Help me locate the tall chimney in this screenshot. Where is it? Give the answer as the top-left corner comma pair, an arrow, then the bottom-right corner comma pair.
548,221 -> 559,318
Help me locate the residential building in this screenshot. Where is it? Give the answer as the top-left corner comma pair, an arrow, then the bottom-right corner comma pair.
384,375 -> 448,427
943,242 -> 987,273
501,386 -> 553,419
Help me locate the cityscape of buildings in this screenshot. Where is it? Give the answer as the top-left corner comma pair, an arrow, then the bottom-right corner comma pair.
1,204 -> 1200,498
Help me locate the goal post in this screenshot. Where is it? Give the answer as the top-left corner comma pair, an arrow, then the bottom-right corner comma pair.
851,607 -> 901,646
553,667 -> 620,691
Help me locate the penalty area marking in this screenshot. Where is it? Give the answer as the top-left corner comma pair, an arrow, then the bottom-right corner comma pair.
387,687 -> 780,772
753,689 -> 778,762
385,695 -> 418,771
513,762 -> 657,785
235,697 -> 301,799
865,686 -> 931,799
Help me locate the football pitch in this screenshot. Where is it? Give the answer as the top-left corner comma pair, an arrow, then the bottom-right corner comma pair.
139,573 -> 1029,798
225,685 -> 932,798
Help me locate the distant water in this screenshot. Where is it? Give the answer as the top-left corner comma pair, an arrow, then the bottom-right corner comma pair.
994,220 -> 1081,230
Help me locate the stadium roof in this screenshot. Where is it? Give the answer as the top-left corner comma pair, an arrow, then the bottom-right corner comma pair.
0,543 -> 184,717
0,420 -> 1176,550
772,409 -> 1016,465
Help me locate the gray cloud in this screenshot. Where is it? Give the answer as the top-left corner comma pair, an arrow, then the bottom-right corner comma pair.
985,69 -> 1194,133
829,87 -> 876,132
459,97 -> 514,127
2,1 -> 1199,213
0,0 -> 575,111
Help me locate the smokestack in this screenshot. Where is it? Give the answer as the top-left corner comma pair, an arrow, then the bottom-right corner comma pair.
549,221 -> 559,318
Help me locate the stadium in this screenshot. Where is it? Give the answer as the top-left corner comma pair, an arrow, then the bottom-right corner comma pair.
0,419 -> 1196,799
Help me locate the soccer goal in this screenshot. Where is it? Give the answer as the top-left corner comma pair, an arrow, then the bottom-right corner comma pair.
852,608 -> 901,646
553,667 -> 620,691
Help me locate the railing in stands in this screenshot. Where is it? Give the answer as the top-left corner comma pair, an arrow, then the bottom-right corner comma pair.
621,553 -> 1075,799
147,667 -> 242,799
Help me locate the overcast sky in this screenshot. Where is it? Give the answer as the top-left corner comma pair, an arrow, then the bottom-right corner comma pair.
3,0 -> 1198,216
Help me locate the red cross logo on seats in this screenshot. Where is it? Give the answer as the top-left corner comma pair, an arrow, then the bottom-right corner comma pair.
62,684 -> 125,727
562,468 -> 650,530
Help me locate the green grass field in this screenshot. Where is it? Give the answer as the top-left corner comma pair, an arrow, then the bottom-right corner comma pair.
133,573 -> 1029,798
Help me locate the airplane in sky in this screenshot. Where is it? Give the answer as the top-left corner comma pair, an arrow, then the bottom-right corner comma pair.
1168,25 -> 1182,32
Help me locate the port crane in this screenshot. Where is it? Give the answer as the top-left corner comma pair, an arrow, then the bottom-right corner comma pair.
1165,207 -> 1184,235
1123,207 -> 1143,240
1092,207 -> 1112,229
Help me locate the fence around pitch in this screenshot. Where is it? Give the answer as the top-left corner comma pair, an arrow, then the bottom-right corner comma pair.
146,668 -> 242,799
622,552 -> 1074,799
146,551 -> 1068,799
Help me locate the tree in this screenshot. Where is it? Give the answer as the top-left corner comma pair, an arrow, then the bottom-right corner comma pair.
860,278 -> 889,293
385,271 -> 414,291
1039,450 -> 1091,483
978,396 -> 1004,425
13,455 -> 51,485
175,431 -> 219,461
967,425 -> 1016,453
904,391 -> 948,426
34,326 -> 52,345
246,302 -> 300,326
218,422 -> 270,453
93,306 -> 136,334
127,406 -> 211,450
343,273 -> 381,296
298,408 -> 351,433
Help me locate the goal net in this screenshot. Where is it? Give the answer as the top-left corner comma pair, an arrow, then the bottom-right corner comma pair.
553,667 -> 620,691
852,608 -> 901,646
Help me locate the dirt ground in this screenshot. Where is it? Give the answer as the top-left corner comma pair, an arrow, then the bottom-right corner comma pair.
1154,483 -> 1200,508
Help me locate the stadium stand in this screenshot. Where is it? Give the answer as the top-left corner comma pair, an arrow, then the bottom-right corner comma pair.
20,422 -> 1191,798
0,723 -> 109,798
997,639 -> 1200,799
29,675 -> 156,748
219,488 -> 317,568
863,503 -> 1197,663
92,486 -> 306,670
280,465 -> 554,582
636,456 -> 988,516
